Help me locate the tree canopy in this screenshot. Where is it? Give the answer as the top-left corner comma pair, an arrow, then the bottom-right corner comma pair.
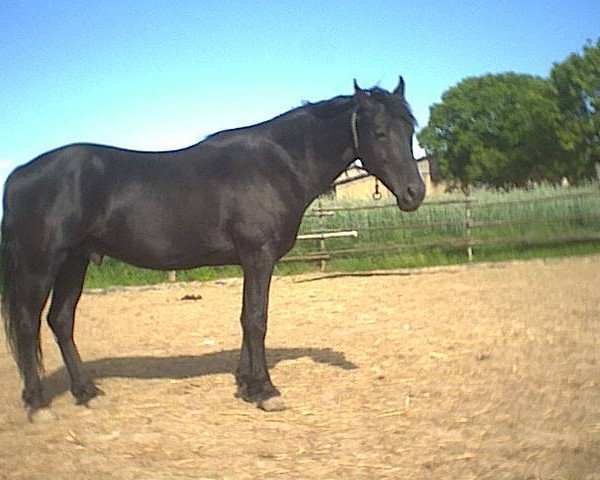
418,38 -> 600,188
551,38 -> 600,180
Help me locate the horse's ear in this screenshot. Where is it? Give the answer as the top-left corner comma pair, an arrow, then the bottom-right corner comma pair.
354,79 -> 369,107
393,76 -> 405,97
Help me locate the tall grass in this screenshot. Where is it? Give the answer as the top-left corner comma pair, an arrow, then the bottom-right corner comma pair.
84,184 -> 600,288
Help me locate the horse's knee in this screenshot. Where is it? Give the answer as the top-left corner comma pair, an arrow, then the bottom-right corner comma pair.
242,315 -> 267,339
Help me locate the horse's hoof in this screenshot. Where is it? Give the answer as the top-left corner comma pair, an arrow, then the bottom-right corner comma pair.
74,383 -> 104,406
84,393 -> 111,410
258,396 -> 286,412
234,384 -> 247,400
28,408 -> 57,423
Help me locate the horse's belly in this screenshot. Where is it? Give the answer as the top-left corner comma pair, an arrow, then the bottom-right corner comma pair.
92,227 -> 238,270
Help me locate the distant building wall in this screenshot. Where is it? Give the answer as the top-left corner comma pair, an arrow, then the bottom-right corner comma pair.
333,159 -> 444,200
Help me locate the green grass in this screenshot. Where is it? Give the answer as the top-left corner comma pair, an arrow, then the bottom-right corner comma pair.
84,260 -> 242,289
84,184 -> 600,288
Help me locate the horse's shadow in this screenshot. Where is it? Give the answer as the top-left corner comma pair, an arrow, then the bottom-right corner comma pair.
42,347 -> 358,402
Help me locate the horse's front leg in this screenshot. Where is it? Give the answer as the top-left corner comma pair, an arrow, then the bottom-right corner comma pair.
235,253 -> 285,411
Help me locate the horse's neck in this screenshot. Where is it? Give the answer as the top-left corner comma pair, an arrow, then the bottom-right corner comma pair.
269,109 -> 355,206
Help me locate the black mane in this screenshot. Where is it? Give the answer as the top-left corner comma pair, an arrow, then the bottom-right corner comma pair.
306,87 -> 416,126
206,87 -> 416,143
305,95 -> 354,119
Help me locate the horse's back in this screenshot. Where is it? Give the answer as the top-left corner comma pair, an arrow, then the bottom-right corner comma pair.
2,140 -> 304,271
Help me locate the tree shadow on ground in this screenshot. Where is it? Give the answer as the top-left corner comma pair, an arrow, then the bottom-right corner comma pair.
42,347 -> 358,402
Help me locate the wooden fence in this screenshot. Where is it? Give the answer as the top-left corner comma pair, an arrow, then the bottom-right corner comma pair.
280,188 -> 600,269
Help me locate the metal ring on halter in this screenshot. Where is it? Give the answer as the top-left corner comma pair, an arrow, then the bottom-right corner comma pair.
372,179 -> 382,200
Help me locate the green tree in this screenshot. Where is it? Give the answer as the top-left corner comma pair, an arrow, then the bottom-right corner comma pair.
550,38 -> 600,181
418,73 -> 566,188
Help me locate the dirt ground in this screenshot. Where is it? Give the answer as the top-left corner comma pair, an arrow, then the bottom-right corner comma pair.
1,255 -> 599,479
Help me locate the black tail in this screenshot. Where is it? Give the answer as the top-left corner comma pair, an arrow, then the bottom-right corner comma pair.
1,214 -> 19,367
1,203 -> 43,377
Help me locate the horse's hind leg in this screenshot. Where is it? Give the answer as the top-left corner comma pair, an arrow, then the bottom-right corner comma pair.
47,254 -> 102,405
10,272 -> 53,413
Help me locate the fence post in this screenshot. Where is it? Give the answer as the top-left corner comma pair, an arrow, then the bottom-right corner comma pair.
316,198 -> 327,271
465,187 -> 474,262
168,271 -> 177,282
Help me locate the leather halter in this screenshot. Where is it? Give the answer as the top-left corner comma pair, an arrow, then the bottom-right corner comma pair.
350,111 -> 360,156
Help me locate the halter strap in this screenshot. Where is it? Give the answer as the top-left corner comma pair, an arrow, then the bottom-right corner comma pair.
350,111 -> 360,156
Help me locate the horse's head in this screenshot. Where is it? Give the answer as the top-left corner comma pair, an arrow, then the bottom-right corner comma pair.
353,77 -> 425,212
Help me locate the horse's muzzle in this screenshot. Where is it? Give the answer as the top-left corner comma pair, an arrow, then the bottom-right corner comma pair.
397,181 -> 426,212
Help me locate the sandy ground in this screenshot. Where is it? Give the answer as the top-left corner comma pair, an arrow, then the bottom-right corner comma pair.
0,255 -> 599,479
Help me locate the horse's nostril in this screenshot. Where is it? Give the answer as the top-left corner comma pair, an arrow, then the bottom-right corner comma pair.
404,183 -> 425,206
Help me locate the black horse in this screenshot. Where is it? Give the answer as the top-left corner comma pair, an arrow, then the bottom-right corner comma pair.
1,78 -> 425,418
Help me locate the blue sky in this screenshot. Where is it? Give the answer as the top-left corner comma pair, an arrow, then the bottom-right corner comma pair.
1,1 -> 599,184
